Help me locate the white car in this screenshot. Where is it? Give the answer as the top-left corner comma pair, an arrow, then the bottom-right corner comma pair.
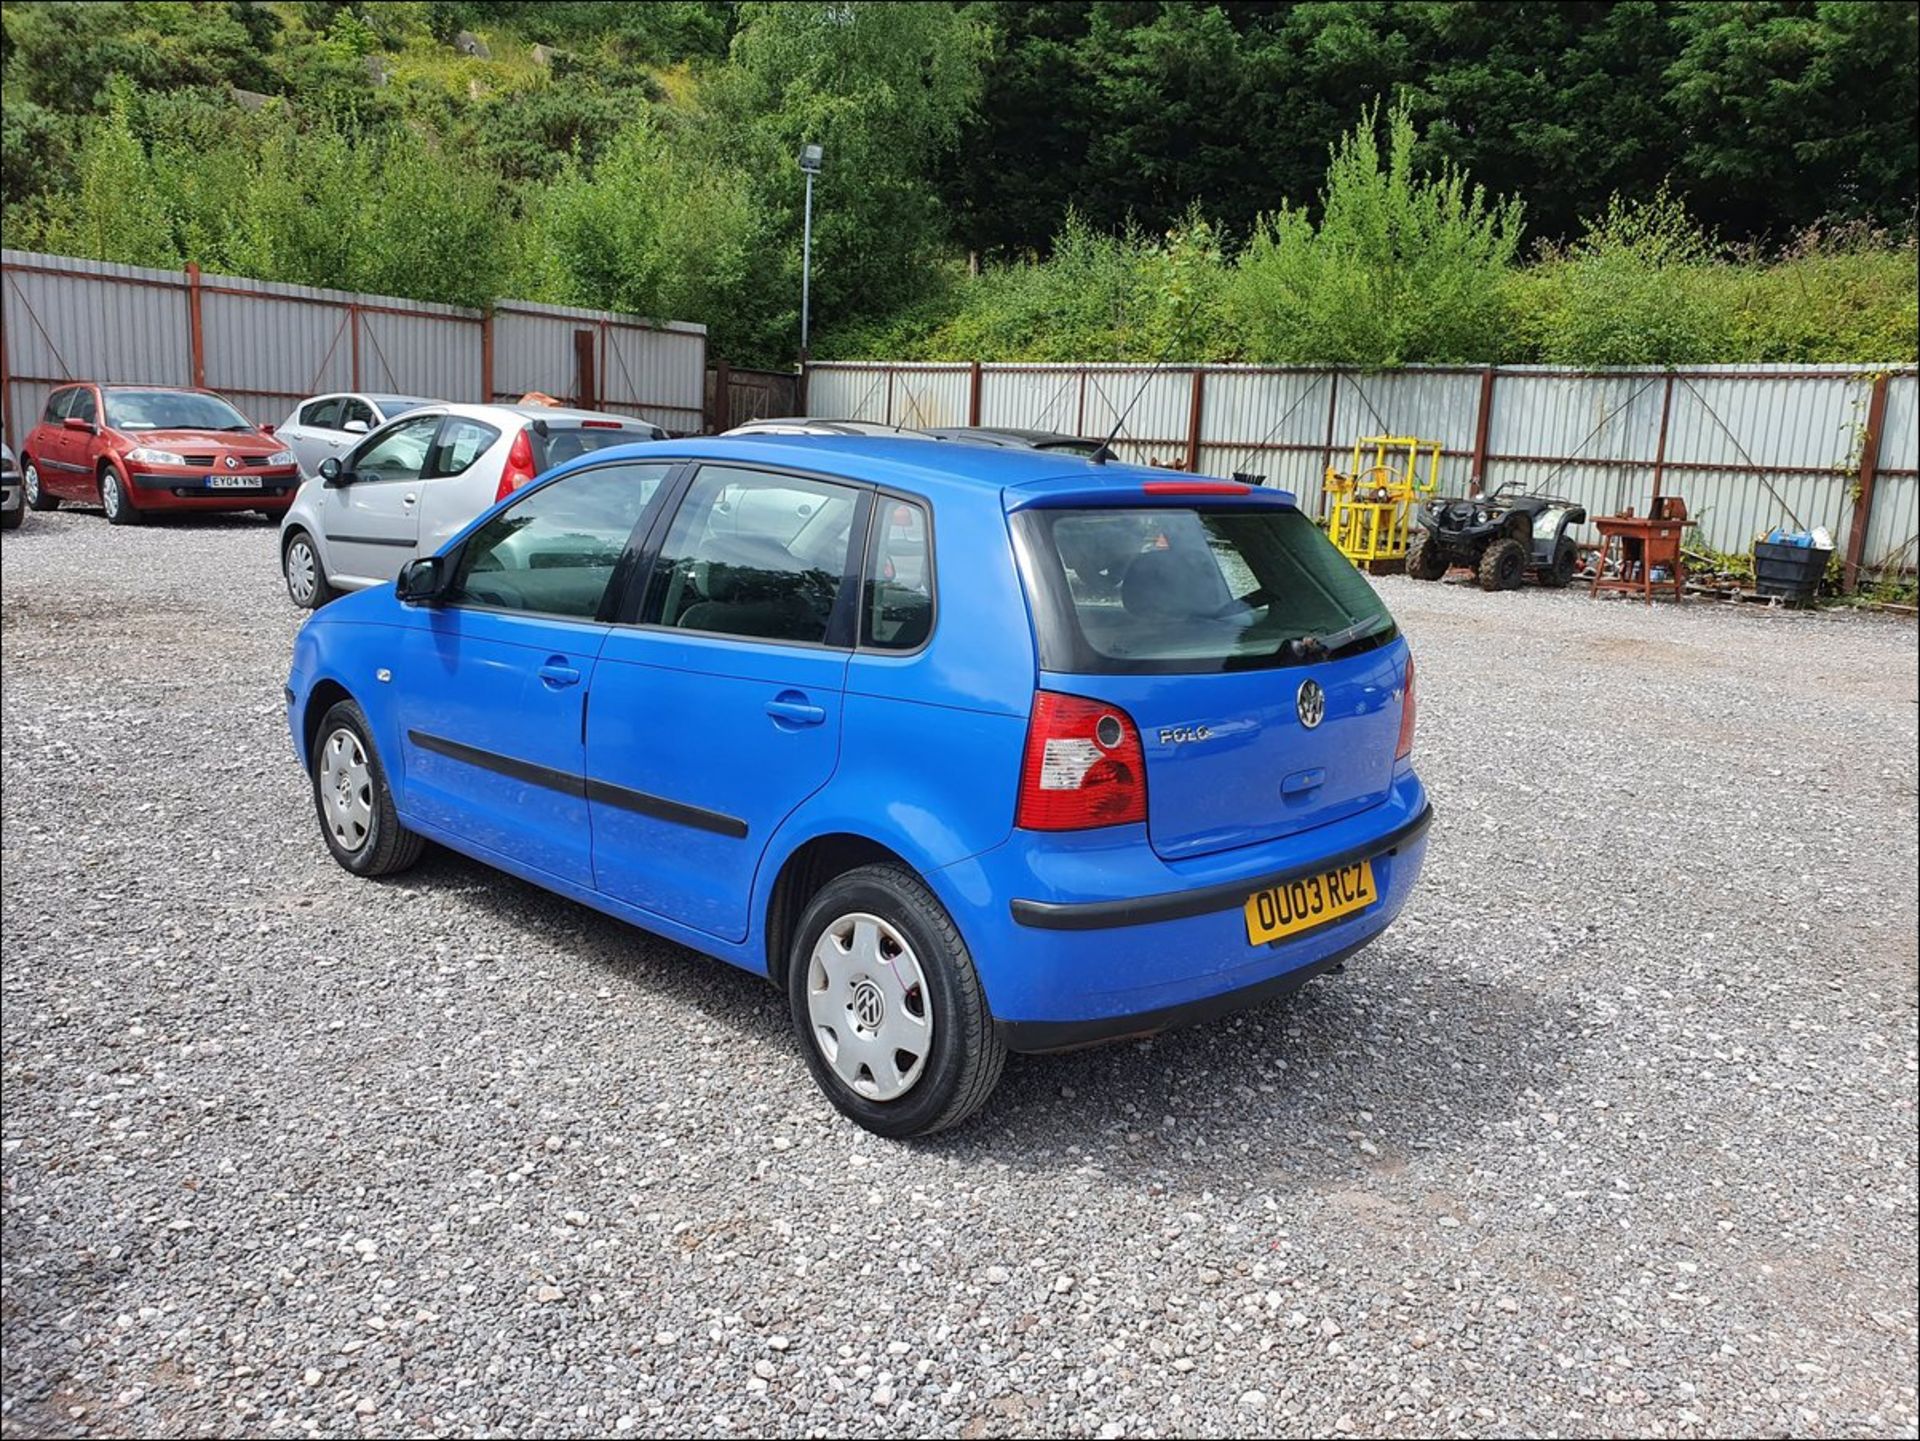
278,402 -> 666,608
273,392 -> 437,478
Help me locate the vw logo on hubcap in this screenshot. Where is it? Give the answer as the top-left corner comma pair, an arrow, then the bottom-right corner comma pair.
851,979 -> 886,1032
1296,678 -> 1326,730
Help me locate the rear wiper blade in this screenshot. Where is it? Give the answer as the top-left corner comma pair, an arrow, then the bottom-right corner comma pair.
1281,615 -> 1389,662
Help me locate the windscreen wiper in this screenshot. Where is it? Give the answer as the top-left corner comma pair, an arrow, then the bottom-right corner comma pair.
1280,615 -> 1389,663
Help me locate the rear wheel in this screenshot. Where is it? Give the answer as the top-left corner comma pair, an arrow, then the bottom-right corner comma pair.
283,529 -> 336,609
788,863 -> 1005,1138
1477,536 -> 1527,591
1,503 -> 21,531
1540,541 -> 1577,588
1404,532 -> 1448,581
101,465 -> 141,526
23,462 -> 58,512
311,700 -> 425,877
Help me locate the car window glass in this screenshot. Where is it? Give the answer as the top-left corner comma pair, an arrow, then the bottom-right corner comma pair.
44,389 -> 72,422
643,465 -> 861,645
863,497 -> 933,650
450,461 -> 673,619
349,415 -> 441,481
301,398 -> 343,429
342,399 -> 376,428
68,389 -> 97,424
424,418 -> 499,479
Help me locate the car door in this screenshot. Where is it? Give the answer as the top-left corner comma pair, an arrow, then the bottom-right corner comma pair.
59,386 -> 101,499
31,388 -> 81,496
393,459 -> 678,886
318,413 -> 441,585
286,396 -> 345,476
586,462 -> 870,942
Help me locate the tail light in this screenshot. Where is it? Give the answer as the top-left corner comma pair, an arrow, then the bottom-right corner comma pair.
1016,692 -> 1147,830
495,426 -> 537,502
1396,654 -> 1417,760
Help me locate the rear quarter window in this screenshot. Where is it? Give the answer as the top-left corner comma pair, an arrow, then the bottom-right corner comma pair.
1014,503 -> 1394,675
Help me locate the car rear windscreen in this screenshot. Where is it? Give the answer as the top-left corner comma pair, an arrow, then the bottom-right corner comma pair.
1014,504 -> 1394,674
535,426 -> 653,469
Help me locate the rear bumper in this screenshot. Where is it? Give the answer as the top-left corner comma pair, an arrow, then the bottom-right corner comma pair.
934,775 -> 1431,1049
128,469 -> 298,512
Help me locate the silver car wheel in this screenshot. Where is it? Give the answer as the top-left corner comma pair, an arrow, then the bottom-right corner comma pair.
805,911 -> 933,1102
101,470 -> 123,518
23,463 -> 40,505
319,727 -> 374,853
286,536 -> 318,606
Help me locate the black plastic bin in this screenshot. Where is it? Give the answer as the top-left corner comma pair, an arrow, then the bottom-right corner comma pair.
1752,540 -> 1830,602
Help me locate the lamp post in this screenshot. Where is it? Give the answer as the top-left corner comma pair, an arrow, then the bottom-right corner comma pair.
798,142 -> 823,357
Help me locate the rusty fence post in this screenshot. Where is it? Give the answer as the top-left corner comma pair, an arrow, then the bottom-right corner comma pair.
1318,369 -> 1340,516
479,311 -> 494,404
1184,369 -> 1206,473
1650,373 -> 1676,502
1470,366 -> 1496,497
968,359 -> 983,426
185,262 -> 206,388
1843,372 -> 1892,593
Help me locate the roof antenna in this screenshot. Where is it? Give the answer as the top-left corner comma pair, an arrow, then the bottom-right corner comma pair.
1088,299 -> 1201,464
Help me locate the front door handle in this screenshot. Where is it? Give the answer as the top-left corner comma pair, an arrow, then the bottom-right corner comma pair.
538,658 -> 582,689
403,492 -> 417,506
765,693 -> 826,727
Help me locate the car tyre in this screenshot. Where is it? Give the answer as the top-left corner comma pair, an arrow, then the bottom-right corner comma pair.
101,465 -> 142,526
311,699 -> 425,878
788,863 -> 1005,1138
23,462 -> 58,512
283,528 -> 337,609
1477,536 -> 1527,592
1404,532 -> 1448,581
1,505 -> 20,531
1540,540 -> 1577,588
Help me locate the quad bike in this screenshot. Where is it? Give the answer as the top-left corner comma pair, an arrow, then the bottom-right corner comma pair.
1405,486 -> 1588,591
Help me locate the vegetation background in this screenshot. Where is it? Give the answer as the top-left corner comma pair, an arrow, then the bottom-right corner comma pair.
1,0 -> 1914,368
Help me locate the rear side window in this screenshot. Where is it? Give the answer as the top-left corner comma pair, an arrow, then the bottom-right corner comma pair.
863,497 -> 933,650
300,398 -> 343,429
44,389 -> 75,423
1015,504 -> 1394,674
424,417 -> 500,478
642,464 -> 862,645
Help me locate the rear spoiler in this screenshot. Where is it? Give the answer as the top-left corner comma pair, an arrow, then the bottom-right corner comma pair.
1005,474 -> 1297,512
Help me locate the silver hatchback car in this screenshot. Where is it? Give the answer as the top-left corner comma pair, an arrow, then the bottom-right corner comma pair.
278,403 -> 665,608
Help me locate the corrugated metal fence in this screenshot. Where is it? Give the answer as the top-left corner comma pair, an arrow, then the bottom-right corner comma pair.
807,360 -> 1920,583
2,249 -> 707,443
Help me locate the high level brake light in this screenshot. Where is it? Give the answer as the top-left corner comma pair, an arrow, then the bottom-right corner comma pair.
1016,692 -> 1147,830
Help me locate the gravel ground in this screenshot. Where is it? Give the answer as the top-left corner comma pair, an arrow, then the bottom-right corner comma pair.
2,508 -> 1915,1440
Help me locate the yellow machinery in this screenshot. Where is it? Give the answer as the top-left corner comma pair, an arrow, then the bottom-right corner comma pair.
1324,434 -> 1442,568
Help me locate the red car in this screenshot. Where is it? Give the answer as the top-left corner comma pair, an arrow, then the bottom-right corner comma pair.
19,383 -> 300,524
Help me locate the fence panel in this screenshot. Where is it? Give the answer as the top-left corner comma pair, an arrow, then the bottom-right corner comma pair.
1867,373 -> 1919,576
492,300 -> 706,433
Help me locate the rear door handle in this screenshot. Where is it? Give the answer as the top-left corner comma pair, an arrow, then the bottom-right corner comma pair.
765,695 -> 826,727
538,658 -> 582,688
402,492 -> 417,505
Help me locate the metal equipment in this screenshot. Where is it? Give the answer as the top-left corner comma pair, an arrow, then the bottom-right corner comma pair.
1323,435 -> 1440,570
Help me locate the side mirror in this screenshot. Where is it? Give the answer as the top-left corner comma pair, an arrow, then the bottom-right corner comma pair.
63,416 -> 96,433
396,555 -> 447,605
343,419 -> 369,435
260,423 -> 276,436
318,456 -> 346,486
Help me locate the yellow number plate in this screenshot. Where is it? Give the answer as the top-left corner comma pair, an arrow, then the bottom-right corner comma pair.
1243,860 -> 1377,946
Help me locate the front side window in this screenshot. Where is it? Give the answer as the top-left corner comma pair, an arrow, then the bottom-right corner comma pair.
301,397 -> 343,430
450,461 -> 673,619
424,418 -> 500,479
1016,504 -> 1395,674
348,415 -> 442,482
102,389 -> 243,431
863,497 -> 933,650
68,388 -> 98,424
642,465 -> 862,645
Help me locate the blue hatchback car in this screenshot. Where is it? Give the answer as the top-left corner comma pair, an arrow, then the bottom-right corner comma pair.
287,436 -> 1430,1135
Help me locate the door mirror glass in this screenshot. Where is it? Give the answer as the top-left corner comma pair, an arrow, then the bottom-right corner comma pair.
318,456 -> 345,485
342,418 -> 369,435
396,556 -> 446,604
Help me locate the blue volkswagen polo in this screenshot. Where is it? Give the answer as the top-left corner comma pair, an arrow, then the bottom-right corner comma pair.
286,436 -> 1430,1136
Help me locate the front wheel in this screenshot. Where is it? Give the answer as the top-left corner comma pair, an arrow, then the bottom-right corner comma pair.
1404,532 -> 1448,581
23,462 -> 59,511
1477,536 -> 1527,591
1540,541 -> 1577,588
283,529 -> 336,609
311,699 -> 425,877
789,864 -> 1005,1138
101,466 -> 142,526
1,504 -> 21,531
